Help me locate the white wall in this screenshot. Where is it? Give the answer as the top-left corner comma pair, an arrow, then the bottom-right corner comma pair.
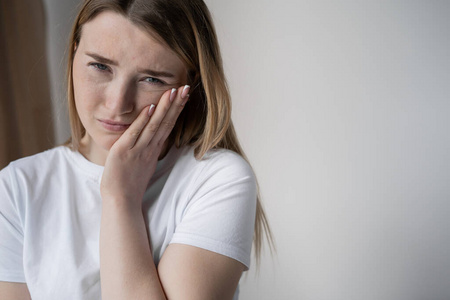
46,1 -> 450,299
205,1 -> 450,299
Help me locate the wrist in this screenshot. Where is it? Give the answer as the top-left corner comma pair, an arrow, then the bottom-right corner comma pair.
101,195 -> 143,215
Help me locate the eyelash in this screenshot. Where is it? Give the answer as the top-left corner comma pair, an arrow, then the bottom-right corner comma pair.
143,77 -> 164,85
90,62 -> 109,72
89,62 -> 165,85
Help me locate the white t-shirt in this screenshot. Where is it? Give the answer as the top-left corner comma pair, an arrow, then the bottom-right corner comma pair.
0,145 -> 256,299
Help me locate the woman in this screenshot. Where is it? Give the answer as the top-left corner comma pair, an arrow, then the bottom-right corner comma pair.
0,0 -> 272,299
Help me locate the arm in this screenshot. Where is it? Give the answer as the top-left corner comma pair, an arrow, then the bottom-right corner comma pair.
100,202 -> 245,300
158,244 -> 245,299
100,86 -> 245,299
0,168 -> 30,300
0,282 -> 31,300
100,202 -> 165,299
99,87 -> 178,300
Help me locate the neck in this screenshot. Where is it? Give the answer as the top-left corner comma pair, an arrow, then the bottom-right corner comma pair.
79,135 -> 109,166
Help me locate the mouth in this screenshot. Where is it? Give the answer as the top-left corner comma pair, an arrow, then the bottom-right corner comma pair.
98,119 -> 131,132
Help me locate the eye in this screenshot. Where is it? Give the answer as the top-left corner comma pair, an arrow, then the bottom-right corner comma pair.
144,77 -> 164,85
89,62 -> 110,72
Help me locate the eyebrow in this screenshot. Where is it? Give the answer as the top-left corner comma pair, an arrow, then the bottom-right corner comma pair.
85,52 -> 175,78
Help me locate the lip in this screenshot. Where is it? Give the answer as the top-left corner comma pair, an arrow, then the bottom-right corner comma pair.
98,119 -> 131,132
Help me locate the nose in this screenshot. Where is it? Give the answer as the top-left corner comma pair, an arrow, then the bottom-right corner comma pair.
104,78 -> 135,115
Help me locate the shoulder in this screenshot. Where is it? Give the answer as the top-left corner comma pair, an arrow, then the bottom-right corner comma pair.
168,147 -> 257,201
8,146 -> 66,169
174,147 -> 256,185
2,146 -> 63,172
0,146 -> 95,189
167,148 -> 258,269
0,147 -> 69,210
3,146 -> 68,176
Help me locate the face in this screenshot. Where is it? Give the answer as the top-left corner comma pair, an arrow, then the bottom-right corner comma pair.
72,11 -> 187,164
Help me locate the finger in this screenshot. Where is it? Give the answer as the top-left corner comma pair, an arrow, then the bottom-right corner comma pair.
113,104 -> 154,150
151,85 -> 190,147
133,88 -> 176,150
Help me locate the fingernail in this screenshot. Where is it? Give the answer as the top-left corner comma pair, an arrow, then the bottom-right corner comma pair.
170,88 -> 177,102
148,104 -> 156,116
181,85 -> 190,99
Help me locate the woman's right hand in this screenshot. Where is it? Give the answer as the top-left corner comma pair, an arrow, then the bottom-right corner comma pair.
100,85 -> 190,207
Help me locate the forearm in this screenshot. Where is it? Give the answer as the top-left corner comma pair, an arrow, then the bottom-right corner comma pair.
99,200 -> 166,300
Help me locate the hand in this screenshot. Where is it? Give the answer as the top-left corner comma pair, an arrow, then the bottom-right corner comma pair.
100,85 -> 190,207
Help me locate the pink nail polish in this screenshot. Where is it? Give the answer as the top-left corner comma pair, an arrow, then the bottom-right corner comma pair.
148,104 -> 156,116
170,88 -> 177,102
181,85 -> 190,99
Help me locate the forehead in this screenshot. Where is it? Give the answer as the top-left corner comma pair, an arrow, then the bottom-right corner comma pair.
78,11 -> 185,73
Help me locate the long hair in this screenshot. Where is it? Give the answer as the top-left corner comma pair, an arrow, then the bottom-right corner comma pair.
66,0 -> 274,264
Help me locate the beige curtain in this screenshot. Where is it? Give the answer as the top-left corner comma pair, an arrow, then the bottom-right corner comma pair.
0,0 -> 54,169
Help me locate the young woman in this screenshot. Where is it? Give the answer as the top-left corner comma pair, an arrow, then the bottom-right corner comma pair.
0,0 -> 272,299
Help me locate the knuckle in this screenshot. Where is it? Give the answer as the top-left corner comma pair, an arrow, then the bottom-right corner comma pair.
156,139 -> 164,148
175,101 -> 186,111
128,129 -> 141,138
146,123 -> 160,133
160,121 -> 175,131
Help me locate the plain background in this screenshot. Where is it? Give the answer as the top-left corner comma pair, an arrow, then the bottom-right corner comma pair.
43,1 -> 450,299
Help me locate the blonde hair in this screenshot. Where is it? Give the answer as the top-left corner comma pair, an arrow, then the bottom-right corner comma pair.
66,0 -> 274,263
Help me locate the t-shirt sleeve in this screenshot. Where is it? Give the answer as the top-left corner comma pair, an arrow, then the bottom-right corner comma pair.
170,151 -> 257,270
0,165 -> 26,282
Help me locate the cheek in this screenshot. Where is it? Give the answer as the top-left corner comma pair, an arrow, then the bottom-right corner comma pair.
74,83 -> 101,115
135,88 -> 167,109
72,58 -> 105,107
73,73 -> 103,110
